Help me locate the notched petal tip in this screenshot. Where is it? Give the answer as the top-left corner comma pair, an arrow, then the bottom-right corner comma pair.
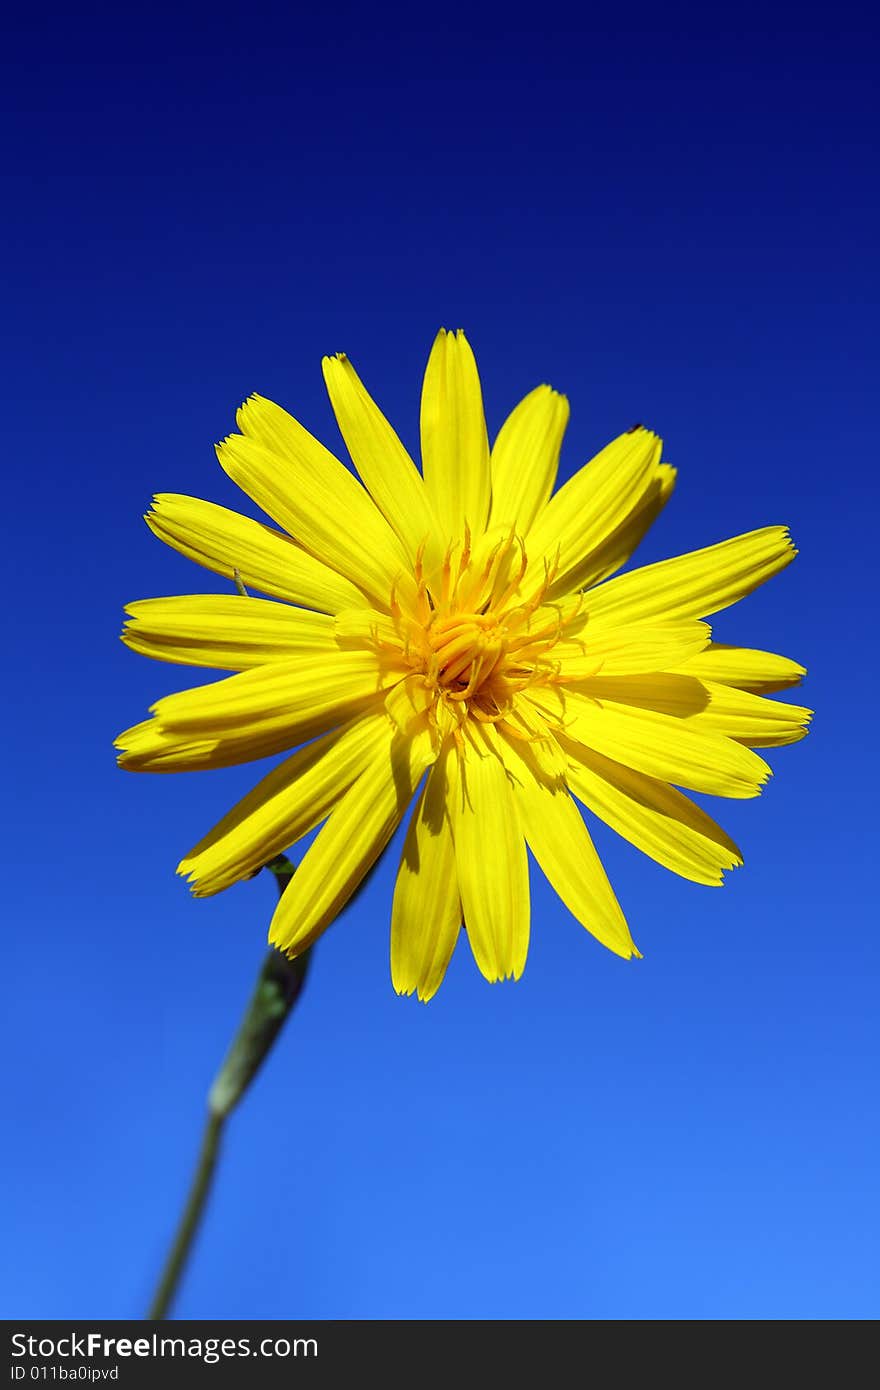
416,977 -> 446,1003
773,524 -> 798,561
786,535 -> 798,559
393,978 -> 439,1004
175,860 -> 214,899
113,721 -> 141,753
321,351 -> 349,374
267,915 -> 290,953
278,937 -> 311,965
144,494 -> 176,525
114,738 -> 145,770
624,422 -> 662,446
531,381 -> 570,416
756,765 -> 774,792
232,393 -> 267,434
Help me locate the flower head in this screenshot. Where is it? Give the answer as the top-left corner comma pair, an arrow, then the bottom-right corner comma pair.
116,330 -> 810,999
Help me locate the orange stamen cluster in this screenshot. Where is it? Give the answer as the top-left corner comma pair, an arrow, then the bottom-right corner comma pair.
389,528 -> 577,737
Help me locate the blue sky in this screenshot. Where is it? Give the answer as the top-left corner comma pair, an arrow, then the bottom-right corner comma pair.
2,4 -> 877,1319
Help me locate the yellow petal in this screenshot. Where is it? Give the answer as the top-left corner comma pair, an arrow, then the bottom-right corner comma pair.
677,680 -> 813,748
116,653 -> 401,771
583,526 -> 797,624
150,650 -> 401,735
420,329 -> 490,539
269,725 -> 436,956
322,353 -> 441,567
446,728 -> 529,982
488,385 -> 569,534
122,594 -> 335,670
571,463 -> 677,591
384,674 -> 436,739
672,643 -> 807,694
218,395 -> 412,609
555,620 -> 711,679
334,607 -> 404,652
178,710 -> 392,895
573,673 -> 812,748
145,494 -> 365,612
528,684 -> 771,798
494,732 -> 637,959
524,427 -> 664,599
391,754 -> 462,1001
562,737 -> 742,886
115,716 -> 299,773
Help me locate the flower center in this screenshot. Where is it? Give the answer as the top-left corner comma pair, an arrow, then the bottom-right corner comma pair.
377,527 -> 579,739
424,612 -> 507,700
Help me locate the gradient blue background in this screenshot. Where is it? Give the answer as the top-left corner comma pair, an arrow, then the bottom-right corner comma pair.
3,4 -> 877,1320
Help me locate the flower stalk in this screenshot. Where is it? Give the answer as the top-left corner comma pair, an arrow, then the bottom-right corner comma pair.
147,855 -> 310,1320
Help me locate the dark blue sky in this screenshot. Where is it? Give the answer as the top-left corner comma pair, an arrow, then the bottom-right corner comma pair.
3,4 -> 877,1319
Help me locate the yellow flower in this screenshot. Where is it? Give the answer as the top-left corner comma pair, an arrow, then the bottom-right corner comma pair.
116,329 -> 811,1000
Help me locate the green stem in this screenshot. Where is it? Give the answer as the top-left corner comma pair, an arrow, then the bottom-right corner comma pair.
147,1110 -> 225,1321
146,856 -> 309,1321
